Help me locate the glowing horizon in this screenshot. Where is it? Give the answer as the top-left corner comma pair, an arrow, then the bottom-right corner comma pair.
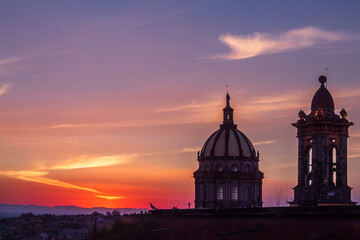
1,1 -> 360,209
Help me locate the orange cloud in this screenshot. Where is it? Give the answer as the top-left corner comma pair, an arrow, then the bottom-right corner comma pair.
0,154 -> 132,201
48,123 -> 131,129
0,170 -> 100,193
0,84 -> 11,96
253,140 -> 276,146
156,99 -> 222,112
95,195 -> 125,200
213,26 -> 353,60
50,154 -> 136,170
43,86 -> 360,132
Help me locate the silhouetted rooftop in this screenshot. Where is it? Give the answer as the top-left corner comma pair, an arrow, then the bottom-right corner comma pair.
151,206 -> 360,217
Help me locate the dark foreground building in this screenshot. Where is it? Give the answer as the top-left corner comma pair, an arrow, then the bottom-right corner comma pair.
151,207 -> 360,240
291,76 -> 355,207
193,93 -> 263,208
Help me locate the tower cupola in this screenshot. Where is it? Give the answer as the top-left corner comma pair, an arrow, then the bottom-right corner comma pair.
311,76 -> 335,112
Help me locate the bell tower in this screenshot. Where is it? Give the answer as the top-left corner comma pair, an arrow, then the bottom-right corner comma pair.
291,76 -> 355,207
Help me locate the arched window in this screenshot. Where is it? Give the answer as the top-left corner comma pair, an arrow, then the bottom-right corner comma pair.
205,164 -> 210,171
202,164 -> 210,172
244,163 -> 251,173
329,147 -> 337,186
204,185 -> 208,201
216,164 -> 223,172
305,147 -> 312,186
245,185 -> 251,201
231,164 -> 238,172
231,185 -> 238,200
216,185 -> 224,200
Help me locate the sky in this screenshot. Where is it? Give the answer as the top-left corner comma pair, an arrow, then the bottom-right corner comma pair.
1,0 -> 360,209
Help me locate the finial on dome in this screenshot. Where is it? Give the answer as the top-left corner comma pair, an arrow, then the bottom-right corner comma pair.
319,75 -> 327,87
226,93 -> 230,106
298,110 -> 306,120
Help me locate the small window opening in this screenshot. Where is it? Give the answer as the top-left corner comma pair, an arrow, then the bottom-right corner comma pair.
331,148 -> 336,186
216,185 -> 224,200
245,185 -> 251,201
231,185 -> 238,200
204,185 -> 208,201
205,164 -> 210,171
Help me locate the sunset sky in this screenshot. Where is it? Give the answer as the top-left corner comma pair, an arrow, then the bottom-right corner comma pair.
1,1 -> 360,209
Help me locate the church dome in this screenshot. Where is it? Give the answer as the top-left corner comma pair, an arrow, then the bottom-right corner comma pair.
200,93 -> 256,158
311,76 -> 335,111
201,127 -> 255,158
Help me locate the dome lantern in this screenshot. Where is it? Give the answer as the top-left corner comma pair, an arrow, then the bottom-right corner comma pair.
200,93 -> 255,159
223,93 -> 234,125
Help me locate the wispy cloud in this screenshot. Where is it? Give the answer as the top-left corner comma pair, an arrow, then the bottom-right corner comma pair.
0,170 -> 124,200
157,89 -> 310,121
156,99 -> 222,112
0,50 -> 77,79
0,84 -> 11,96
213,26 -> 354,60
47,86 -> 360,132
0,56 -> 27,66
348,154 -> 360,159
350,133 -> 360,138
336,88 -> 360,99
253,140 -> 276,146
96,195 -> 125,200
180,147 -> 201,153
0,170 -> 101,193
48,123 -> 131,129
0,55 -> 32,78
51,154 -> 136,170
239,90 -> 309,114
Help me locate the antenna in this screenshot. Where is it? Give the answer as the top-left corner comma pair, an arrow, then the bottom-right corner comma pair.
226,83 -> 229,94
325,67 -> 328,88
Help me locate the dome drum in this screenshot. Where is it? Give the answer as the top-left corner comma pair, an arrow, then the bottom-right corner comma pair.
198,160 -> 259,174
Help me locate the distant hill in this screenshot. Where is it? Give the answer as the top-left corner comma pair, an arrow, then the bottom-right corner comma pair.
0,203 -> 148,218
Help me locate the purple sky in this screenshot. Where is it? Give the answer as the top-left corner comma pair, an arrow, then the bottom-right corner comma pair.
0,1 -> 360,208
